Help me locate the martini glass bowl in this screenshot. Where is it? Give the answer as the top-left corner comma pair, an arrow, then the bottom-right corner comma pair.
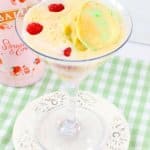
15,0 -> 132,149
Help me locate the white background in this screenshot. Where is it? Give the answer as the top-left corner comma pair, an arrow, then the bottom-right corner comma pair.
118,0 -> 150,62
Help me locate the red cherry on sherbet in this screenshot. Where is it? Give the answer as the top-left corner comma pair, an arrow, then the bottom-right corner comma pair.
26,22 -> 43,35
48,3 -> 65,12
64,47 -> 72,57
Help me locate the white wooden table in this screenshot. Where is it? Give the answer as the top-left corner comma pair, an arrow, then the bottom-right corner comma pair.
118,0 -> 150,62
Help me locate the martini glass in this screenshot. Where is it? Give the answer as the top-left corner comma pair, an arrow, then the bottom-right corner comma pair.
15,0 -> 132,149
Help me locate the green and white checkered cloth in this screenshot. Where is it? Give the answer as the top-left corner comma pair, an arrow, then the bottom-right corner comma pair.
0,56 -> 149,150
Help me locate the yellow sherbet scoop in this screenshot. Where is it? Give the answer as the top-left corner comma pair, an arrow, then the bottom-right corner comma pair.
76,1 -> 122,51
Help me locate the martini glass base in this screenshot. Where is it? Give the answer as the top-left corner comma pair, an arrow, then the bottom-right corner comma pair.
36,106 -> 107,150
59,119 -> 80,137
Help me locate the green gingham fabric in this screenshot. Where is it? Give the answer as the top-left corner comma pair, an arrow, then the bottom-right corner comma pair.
0,56 -> 149,150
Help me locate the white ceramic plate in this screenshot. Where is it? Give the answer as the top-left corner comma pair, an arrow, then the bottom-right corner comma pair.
13,91 -> 130,150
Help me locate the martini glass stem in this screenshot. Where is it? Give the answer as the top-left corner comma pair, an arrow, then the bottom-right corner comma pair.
61,82 -> 78,119
59,82 -> 80,137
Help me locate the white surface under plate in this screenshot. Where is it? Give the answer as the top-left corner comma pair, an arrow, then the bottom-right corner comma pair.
121,0 -> 150,45
117,41 -> 150,63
